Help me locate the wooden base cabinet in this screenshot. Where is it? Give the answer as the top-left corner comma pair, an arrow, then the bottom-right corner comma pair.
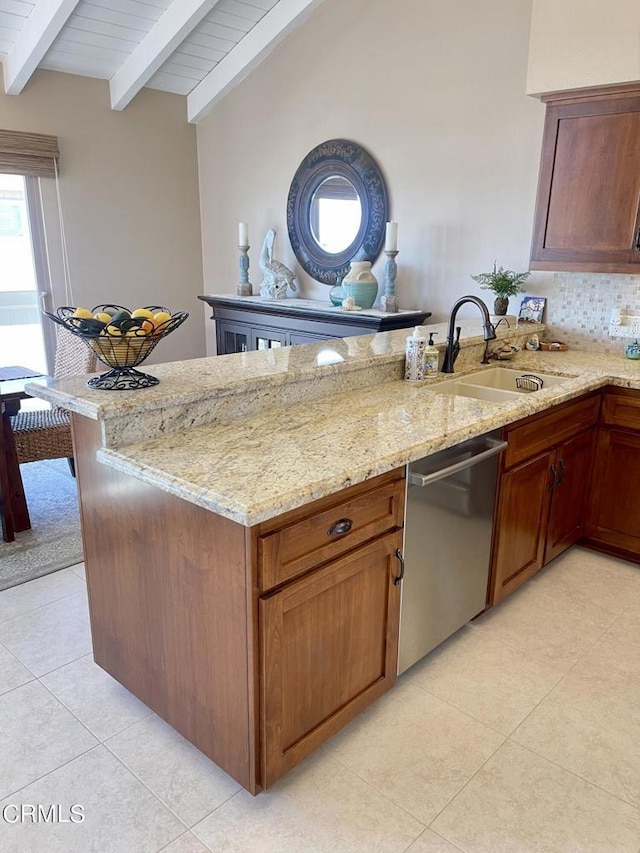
260,532 -> 401,787
491,451 -> 553,601
72,412 -> 405,795
490,395 -> 599,604
585,389 -> 640,561
544,429 -> 595,564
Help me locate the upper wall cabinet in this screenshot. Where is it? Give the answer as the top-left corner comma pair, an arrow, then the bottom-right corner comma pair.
530,85 -> 640,274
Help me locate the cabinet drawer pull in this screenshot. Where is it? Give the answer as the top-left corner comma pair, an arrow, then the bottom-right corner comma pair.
635,227 -> 640,252
557,458 -> 566,484
548,464 -> 558,490
393,549 -> 405,586
327,518 -> 353,537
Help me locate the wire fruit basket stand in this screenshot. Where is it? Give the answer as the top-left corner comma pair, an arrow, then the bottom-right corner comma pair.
45,304 -> 189,390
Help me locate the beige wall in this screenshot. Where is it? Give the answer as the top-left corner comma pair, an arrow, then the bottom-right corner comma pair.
0,69 -> 204,364
197,0 -> 545,355
527,0 -> 640,95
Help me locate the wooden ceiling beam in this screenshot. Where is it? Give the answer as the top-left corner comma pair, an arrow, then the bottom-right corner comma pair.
110,0 -> 219,111
187,0 -> 325,123
2,0 -> 80,95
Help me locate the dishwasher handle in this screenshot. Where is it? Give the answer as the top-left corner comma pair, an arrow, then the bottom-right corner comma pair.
409,438 -> 508,487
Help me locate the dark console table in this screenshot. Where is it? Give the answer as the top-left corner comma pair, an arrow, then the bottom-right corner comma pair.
199,295 -> 431,355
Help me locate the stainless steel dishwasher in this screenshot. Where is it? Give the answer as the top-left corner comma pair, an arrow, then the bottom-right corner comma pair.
398,432 -> 507,674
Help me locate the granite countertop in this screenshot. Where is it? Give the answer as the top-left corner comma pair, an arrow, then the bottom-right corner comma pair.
47,348 -> 640,527
26,320 -> 639,526
26,319 -> 542,422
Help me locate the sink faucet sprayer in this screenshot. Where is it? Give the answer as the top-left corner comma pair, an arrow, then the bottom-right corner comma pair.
442,295 -> 497,374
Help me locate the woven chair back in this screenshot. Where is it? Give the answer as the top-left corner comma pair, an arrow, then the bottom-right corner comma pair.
53,327 -> 96,379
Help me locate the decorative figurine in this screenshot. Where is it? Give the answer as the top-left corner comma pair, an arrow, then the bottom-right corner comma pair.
625,339 -> 640,359
341,295 -> 361,311
259,229 -> 297,299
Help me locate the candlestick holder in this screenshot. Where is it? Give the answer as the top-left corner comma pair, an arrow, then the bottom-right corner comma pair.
237,244 -> 253,296
380,249 -> 399,313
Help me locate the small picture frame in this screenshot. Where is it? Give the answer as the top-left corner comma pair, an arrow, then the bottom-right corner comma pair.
518,295 -> 546,324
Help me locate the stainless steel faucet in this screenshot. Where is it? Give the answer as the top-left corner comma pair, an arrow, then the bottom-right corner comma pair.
442,295 -> 497,373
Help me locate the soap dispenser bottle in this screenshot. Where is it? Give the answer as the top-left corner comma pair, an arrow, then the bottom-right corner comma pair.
424,332 -> 439,377
405,326 -> 427,383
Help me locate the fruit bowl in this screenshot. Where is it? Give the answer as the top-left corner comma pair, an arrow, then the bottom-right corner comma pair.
45,304 -> 189,390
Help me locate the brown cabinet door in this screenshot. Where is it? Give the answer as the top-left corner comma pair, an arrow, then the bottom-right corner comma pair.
259,531 -> 402,788
586,427 -> 640,557
545,429 -> 595,564
531,93 -> 640,272
490,451 -> 554,604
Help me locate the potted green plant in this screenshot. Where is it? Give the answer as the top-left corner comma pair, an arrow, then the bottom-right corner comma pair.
471,262 -> 530,316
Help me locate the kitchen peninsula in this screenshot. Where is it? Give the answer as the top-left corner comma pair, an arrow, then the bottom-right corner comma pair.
27,322 -> 640,794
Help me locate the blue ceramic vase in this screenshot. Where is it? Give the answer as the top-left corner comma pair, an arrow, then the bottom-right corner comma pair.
341,261 -> 378,309
329,284 -> 344,306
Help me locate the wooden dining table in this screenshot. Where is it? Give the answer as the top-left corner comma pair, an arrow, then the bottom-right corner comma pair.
0,366 -> 46,543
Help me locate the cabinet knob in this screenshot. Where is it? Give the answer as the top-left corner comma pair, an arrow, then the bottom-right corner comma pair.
327,518 -> 353,537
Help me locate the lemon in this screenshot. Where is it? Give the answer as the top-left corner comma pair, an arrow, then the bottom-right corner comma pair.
72,307 -> 93,319
105,324 -> 122,336
153,311 -> 171,325
93,312 -> 112,324
131,308 -> 155,320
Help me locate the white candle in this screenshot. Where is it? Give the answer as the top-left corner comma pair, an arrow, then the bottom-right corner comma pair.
385,221 -> 398,252
239,222 -> 249,246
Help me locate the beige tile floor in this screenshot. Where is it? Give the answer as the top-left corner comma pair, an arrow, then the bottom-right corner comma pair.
0,547 -> 639,852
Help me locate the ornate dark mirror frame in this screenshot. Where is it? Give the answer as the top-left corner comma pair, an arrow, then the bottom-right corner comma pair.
286,139 -> 389,286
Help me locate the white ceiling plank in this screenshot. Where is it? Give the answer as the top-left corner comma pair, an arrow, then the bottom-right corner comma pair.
146,68 -> 195,94
40,49 -> 115,77
185,27 -> 236,52
3,0 -> 80,93
165,50 -> 213,72
79,0 -> 164,23
218,0 -> 267,25
0,22 -> 21,41
176,40 -> 225,62
206,9 -> 253,33
0,10 -> 28,31
1,1 -> 34,17
60,24 -> 139,51
66,13 -> 147,44
110,0 -> 220,109
188,0 -> 324,122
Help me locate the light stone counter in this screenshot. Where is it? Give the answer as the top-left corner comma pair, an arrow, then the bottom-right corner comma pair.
26,320 -> 543,447
27,321 -> 640,526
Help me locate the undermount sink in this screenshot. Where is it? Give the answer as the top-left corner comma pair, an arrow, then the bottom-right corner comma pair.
432,367 -> 571,403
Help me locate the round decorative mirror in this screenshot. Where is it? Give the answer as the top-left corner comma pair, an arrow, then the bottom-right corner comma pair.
287,139 -> 388,285
310,176 -> 362,254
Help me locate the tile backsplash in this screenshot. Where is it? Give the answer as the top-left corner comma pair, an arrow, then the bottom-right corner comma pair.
537,272 -> 640,353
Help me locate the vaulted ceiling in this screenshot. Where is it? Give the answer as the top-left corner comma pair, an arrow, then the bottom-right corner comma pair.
0,0 -> 323,121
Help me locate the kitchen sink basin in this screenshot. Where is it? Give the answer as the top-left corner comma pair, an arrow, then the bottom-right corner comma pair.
432,367 -> 571,403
